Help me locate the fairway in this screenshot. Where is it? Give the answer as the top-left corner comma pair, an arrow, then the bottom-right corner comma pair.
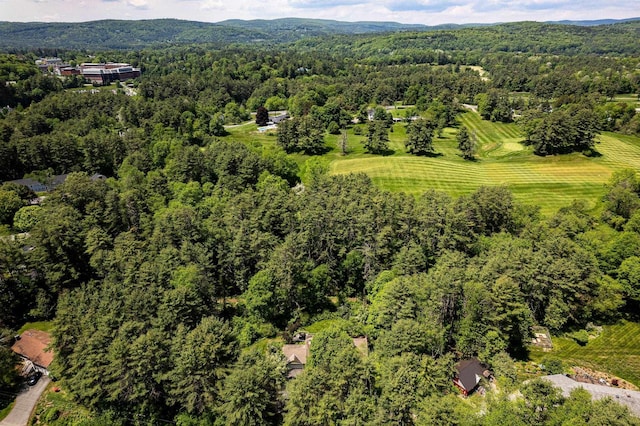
223,112 -> 640,216
327,111 -> 640,216
529,321 -> 640,387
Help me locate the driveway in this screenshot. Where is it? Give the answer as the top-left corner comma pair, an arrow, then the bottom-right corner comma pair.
0,377 -> 50,426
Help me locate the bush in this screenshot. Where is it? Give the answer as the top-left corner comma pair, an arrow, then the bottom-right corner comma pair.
570,329 -> 590,346
14,205 -> 44,232
235,318 -> 278,347
327,121 -> 340,134
41,407 -> 60,422
542,358 -> 565,374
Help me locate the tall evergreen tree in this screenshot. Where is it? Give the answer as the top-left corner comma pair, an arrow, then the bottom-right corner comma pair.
457,125 -> 476,160
364,121 -> 390,154
256,106 -> 269,127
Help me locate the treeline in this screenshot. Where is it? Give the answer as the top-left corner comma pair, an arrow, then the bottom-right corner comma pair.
297,21 -> 640,59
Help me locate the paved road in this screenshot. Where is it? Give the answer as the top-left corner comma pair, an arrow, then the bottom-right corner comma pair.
0,377 -> 50,426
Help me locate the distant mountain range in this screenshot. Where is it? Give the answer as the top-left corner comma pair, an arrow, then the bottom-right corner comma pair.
549,17 -> 640,26
0,17 -> 638,50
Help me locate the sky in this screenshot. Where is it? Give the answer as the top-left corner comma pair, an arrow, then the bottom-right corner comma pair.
0,0 -> 638,25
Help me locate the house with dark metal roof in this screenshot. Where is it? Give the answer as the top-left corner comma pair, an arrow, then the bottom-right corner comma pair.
454,358 -> 491,396
6,174 -> 68,193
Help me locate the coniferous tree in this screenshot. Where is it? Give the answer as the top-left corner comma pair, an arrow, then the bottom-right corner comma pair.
256,106 -> 269,127
364,120 -> 390,154
339,128 -> 348,155
457,125 -> 476,160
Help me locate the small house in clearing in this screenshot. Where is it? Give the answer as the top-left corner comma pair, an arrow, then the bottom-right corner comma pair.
11,329 -> 54,375
282,339 -> 311,379
454,358 -> 491,396
282,334 -> 368,379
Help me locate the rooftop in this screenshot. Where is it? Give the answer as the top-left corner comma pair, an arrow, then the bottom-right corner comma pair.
455,358 -> 490,392
282,343 -> 309,365
11,329 -> 54,369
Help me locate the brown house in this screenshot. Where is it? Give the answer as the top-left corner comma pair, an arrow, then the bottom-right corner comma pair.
11,329 -> 54,374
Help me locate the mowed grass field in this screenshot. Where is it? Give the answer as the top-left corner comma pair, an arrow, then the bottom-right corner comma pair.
529,321 -> 640,386
328,112 -> 640,216
223,111 -> 640,216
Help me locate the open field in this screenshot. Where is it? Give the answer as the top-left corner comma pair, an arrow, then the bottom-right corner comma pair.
223,111 -> 640,216
529,321 -> 640,387
613,94 -> 640,107
329,112 -> 640,216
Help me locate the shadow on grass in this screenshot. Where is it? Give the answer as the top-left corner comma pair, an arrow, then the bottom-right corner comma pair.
304,145 -> 333,156
583,149 -> 602,158
421,151 -> 443,158
366,149 -> 396,156
510,339 -> 532,361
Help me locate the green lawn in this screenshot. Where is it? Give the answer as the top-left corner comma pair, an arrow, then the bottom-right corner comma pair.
612,94 -> 640,107
18,321 -> 54,334
222,111 -> 640,216
0,401 -> 14,422
328,113 -> 640,216
529,321 -> 640,386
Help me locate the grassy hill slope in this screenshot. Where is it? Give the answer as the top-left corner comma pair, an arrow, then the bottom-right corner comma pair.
327,112 -> 640,215
529,321 -> 640,387
222,111 -> 640,216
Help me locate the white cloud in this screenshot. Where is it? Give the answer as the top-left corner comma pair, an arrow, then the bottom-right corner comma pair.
0,0 -> 638,24
127,0 -> 148,8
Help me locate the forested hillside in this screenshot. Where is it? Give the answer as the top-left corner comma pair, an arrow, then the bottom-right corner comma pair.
1,20 -> 640,425
0,18 -> 430,50
0,18 -> 639,53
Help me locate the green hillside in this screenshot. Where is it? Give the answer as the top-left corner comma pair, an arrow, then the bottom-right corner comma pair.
0,18 -> 429,49
0,18 -> 639,53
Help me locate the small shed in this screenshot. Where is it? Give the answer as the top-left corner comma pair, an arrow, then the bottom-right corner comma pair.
531,326 -> 553,351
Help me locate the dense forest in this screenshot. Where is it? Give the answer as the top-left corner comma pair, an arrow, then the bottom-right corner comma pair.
1,18 -> 640,425
0,18 -> 639,53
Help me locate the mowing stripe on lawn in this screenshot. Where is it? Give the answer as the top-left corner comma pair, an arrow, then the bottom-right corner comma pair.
366,114 -> 638,214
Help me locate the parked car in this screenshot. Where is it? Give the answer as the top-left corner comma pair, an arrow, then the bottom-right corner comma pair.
27,371 -> 42,386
